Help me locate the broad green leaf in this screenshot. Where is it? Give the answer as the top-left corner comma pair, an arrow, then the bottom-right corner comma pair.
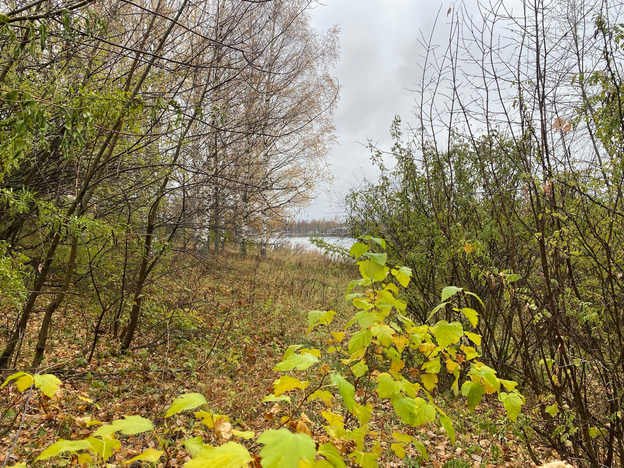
307,310 -> 326,331
185,436 -> 206,457
471,364 -> 500,393
331,373 -> 355,411
273,352 -> 319,371
318,443 -> 346,468
421,356 -> 441,374
354,311 -> 376,328
500,379 -> 518,392
545,403 -> 559,417
350,361 -> 368,378
499,391 -> 524,421
464,332 -> 481,346
371,323 -> 394,346
427,301 -> 449,321
92,415 -> 153,437
257,429 -> 315,468
391,396 -> 433,426
461,381 -> 485,411
345,425 -> 369,451
363,252 -> 387,265
439,414 -> 455,444
262,394 -> 291,403
392,431 -> 412,444
430,321 -> 463,348
349,451 -> 378,468
273,376 -> 308,396
357,259 -> 388,282
353,402 -> 373,425
34,374 -> 61,398
349,243 -> 368,259
88,437 -> 121,462
352,297 -> 374,310
186,442 -> 252,468
414,441 -> 428,460
283,345 -> 302,359
36,439 -> 92,460
441,286 -> 463,302
123,447 -> 163,464
377,373 -> 401,398
348,329 -> 372,354
461,308 -> 479,328
166,393 -> 207,417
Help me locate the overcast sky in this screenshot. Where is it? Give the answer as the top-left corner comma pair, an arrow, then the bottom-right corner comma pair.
298,0 -> 445,220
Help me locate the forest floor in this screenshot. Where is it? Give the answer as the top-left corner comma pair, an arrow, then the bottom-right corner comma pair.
0,246 -> 568,467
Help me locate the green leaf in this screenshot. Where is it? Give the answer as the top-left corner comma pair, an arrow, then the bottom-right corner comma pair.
166,393 -> 208,418
348,329 -> 372,354
273,352 -> 319,371
357,259 -> 388,282
353,402 -> 373,425
391,396 -> 435,427
430,321 -> 463,348
34,374 -> 61,398
461,381 -> 485,411
441,286 -> 463,302
92,415 -> 153,437
439,414 -> 455,444
123,447 -> 163,464
88,437 -> 121,462
461,308 -> 479,328
185,436 -> 206,457
257,429 -> 315,468
349,243 -> 368,259
350,451 -> 378,468
427,302 -> 449,321
499,391 -> 524,421
545,403 -> 559,417
318,443 -> 346,468
331,373 -> 355,411
376,373 -> 401,399
350,361 -> 369,378
414,441 -> 428,460
371,323 -> 394,346
363,252 -> 387,265
36,439 -> 92,460
185,442 -> 252,468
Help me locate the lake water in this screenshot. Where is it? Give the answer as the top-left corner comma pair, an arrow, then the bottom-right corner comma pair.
272,236 -> 355,252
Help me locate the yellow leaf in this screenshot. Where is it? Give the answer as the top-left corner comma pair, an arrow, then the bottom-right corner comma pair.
321,411 -> 344,427
391,443 -> 406,458
123,448 -> 163,464
391,335 -> 408,352
308,390 -> 333,406
421,373 -> 438,391
392,432 -> 413,444
273,376 -> 308,396
232,430 -> 255,439
463,242 -> 474,254
390,360 -> 405,373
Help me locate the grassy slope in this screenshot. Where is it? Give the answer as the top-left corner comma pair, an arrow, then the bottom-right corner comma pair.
0,247 -> 564,467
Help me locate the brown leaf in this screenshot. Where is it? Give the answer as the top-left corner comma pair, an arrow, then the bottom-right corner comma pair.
214,416 -> 232,441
